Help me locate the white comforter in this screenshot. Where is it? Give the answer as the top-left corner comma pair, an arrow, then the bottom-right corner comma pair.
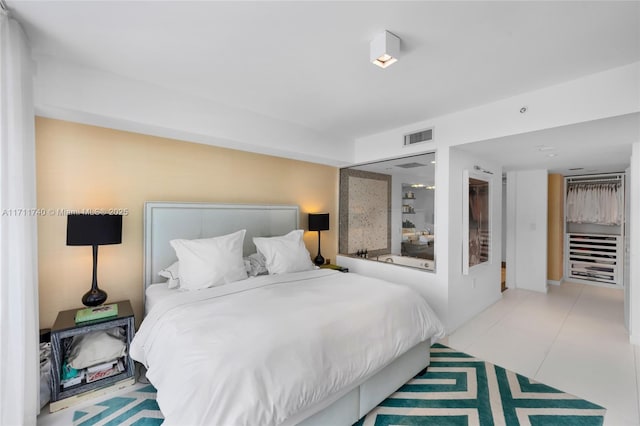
130,269 -> 444,426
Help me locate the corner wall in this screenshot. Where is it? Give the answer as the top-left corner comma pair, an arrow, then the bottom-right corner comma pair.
506,169 -> 549,293
447,148 -> 502,332
36,117 -> 339,328
630,142 -> 640,345
547,174 -> 564,283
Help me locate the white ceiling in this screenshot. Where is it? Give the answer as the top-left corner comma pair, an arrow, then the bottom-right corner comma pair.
457,113 -> 640,175
350,152 -> 436,184
7,1 -> 640,173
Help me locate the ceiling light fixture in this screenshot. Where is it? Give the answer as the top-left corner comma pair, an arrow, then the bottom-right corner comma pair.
370,30 -> 400,69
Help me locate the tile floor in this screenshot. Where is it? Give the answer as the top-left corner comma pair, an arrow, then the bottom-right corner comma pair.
39,280 -> 639,426
442,281 -> 640,426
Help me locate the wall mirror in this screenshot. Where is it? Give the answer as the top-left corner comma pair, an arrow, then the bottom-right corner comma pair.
462,170 -> 490,274
339,152 -> 436,271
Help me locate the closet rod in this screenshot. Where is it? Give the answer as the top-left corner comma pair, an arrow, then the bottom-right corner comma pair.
567,178 -> 621,185
566,173 -> 623,183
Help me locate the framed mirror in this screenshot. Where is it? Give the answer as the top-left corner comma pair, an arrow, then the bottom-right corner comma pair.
462,170 -> 490,274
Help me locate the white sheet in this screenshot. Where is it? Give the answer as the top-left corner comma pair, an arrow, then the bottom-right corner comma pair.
144,283 -> 174,313
131,269 -> 444,426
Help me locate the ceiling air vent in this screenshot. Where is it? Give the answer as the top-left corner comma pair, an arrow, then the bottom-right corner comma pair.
396,162 -> 426,169
404,127 -> 434,146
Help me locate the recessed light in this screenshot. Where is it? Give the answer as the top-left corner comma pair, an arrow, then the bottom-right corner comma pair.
430,161 -> 436,164
537,145 -> 555,152
547,153 -> 557,158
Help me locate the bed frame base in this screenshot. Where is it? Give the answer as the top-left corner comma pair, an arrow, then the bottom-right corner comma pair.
294,340 -> 431,426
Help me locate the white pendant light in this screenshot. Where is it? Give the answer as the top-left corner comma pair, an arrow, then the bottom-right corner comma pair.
370,30 -> 400,68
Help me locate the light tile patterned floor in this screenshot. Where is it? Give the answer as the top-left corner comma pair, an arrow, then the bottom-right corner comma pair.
443,281 -> 640,426
39,281 -> 639,426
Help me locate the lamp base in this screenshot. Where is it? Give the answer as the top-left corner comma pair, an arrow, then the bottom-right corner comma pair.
314,254 -> 325,266
82,287 -> 108,307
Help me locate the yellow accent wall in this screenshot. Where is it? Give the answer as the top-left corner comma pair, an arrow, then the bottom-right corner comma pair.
547,174 -> 564,281
36,117 -> 338,328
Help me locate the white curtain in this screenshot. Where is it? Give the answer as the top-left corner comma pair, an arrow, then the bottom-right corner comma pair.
0,8 -> 40,426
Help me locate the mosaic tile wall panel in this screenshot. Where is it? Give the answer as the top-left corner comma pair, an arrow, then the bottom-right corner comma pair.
348,177 -> 388,253
339,169 -> 391,256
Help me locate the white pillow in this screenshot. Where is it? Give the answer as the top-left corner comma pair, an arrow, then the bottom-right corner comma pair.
170,230 -> 248,290
253,230 -> 314,274
158,261 -> 180,289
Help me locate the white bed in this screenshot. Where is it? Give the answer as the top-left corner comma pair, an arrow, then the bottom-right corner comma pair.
132,202 -> 445,426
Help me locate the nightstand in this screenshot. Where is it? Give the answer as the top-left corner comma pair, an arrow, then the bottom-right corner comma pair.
49,300 -> 136,412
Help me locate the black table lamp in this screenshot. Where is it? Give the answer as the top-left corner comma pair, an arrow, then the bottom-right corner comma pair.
67,214 -> 122,307
308,213 -> 329,266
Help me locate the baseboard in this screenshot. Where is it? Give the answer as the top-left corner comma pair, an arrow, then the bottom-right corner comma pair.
547,278 -> 564,286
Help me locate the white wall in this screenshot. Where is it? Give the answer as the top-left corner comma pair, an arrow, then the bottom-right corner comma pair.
343,64 -> 638,335
338,148 -> 452,330
502,179 -> 507,263
624,167 -> 630,331
447,148 -> 502,331
342,142 -> 503,333
352,62 -> 639,164
506,169 -> 548,293
630,143 -> 640,345
336,255 -> 447,327
505,173 -> 517,289
33,55 -> 352,167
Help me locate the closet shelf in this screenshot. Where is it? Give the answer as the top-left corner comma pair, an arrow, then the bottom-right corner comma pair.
566,233 -> 622,287
570,245 -> 617,251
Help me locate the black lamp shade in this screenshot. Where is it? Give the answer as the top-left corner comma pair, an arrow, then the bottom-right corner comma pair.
308,213 -> 330,231
67,214 -> 123,307
309,213 -> 329,266
67,214 -> 122,246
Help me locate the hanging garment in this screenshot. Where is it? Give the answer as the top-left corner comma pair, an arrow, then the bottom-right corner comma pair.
566,181 -> 622,225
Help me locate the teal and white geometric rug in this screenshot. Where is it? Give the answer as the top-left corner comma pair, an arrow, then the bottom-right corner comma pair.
357,343 -> 606,426
72,385 -> 162,426
73,344 -> 606,426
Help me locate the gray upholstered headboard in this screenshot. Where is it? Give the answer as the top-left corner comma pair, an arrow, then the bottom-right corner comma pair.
143,201 -> 299,293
